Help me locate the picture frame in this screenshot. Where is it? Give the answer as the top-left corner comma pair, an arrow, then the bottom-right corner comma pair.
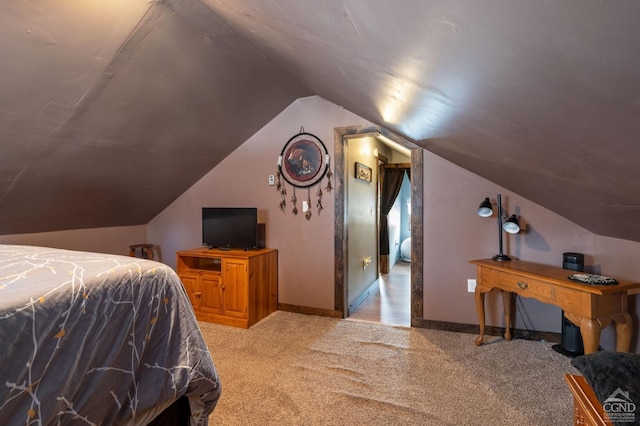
355,162 -> 372,182
278,132 -> 330,188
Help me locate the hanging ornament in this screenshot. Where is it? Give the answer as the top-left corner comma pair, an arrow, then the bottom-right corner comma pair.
275,127 -> 332,219
305,188 -> 312,220
291,188 -> 298,215
325,167 -> 333,192
276,171 -> 287,212
316,187 -> 323,215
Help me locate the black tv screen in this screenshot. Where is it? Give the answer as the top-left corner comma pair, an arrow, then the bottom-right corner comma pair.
202,207 -> 258,250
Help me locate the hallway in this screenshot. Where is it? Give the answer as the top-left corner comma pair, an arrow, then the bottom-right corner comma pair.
348,261 -> 411,327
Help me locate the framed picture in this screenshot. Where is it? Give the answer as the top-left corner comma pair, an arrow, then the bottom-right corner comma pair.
355,162 -> 372,182
278,132 -> 330,188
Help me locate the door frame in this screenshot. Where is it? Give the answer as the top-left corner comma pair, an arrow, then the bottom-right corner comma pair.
333,125 -> 424,324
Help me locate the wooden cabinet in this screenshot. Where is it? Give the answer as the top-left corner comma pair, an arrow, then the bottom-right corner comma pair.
176,248 -> 277,328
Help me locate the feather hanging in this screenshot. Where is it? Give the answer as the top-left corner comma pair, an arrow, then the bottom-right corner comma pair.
316,187 -> 323,215
291,188 -> 298,215
278,175 -> 287,211
325,168 -> 333,192
276,171 -> 282,191
305,188 -> 312,220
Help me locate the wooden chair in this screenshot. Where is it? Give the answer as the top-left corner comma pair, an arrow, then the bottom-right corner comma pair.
129,244 -> 154,260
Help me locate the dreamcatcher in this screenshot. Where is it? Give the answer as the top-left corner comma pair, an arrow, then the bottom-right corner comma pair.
276,128 -> 332,220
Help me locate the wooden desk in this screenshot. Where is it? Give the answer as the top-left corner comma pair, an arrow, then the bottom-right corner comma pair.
471,259 -> 640,353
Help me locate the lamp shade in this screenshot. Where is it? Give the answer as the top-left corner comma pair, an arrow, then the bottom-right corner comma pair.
477,198 -> 493,217
502,214 -> 521,234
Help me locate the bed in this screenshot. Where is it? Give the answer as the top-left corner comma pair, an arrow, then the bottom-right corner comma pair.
565,351 -> 640,426
0,244 -> 221,425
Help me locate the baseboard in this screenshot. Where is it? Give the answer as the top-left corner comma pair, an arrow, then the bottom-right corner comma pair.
275,307 -> 562,343
348,279 -> 379,313
277,303 -> 343,319
411,318 -> 561,343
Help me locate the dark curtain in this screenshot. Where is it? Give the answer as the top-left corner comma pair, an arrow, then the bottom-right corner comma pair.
379,168 -> 408,256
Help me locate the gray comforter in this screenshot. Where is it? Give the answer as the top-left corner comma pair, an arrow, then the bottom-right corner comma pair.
0,245 -> 221,425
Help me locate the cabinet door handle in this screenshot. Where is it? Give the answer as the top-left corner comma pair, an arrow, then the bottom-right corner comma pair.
195,292 -> 202,298
517,281 -> 528,290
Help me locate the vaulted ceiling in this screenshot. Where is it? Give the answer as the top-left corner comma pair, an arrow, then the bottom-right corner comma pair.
2,1 -> 640,241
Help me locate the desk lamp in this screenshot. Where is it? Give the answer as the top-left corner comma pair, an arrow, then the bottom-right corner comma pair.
477,194 -> 520,261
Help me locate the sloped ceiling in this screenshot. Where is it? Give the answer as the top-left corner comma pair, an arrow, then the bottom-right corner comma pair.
0,0 -> 310,234
2,1 -> 640,242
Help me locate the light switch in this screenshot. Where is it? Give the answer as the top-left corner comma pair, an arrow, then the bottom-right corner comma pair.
302,201 -> 309,212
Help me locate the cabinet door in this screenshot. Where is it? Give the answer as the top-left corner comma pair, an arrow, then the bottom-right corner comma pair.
179,273 -> 201,310
200,274 -> 222,315
221,259 -> 248,319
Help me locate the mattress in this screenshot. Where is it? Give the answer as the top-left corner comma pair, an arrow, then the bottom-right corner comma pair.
0,244 -> 221,425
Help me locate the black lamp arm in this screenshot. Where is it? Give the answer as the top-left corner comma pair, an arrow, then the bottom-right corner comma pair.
493,194 -> 511,261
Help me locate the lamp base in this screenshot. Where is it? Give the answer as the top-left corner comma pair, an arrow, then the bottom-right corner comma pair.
492,254 -> 511,261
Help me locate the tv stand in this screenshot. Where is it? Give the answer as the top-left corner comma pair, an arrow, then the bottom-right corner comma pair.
177,248 -> 277,328
206,246 -> 232,251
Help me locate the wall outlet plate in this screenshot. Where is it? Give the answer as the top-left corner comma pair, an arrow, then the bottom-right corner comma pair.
467,279 -> 476,292
268,175 -> 275,186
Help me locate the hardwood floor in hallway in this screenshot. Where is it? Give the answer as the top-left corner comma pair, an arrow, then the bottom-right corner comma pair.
348,261 -> 411,327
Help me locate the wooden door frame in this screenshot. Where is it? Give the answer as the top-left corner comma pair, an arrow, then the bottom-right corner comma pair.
333,125 -> 424,325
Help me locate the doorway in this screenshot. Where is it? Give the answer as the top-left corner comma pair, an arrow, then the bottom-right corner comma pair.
332,126 -> 424,326
348,259 -> 412,326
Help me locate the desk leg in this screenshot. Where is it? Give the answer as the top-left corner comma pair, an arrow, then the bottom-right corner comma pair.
579,318 -> 605,354
502,291 -> 513,342
612,312 -> 633,352
475,287 -> 486,346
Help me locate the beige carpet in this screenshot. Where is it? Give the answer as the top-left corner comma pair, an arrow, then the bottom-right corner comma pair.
200,311 -> 579,425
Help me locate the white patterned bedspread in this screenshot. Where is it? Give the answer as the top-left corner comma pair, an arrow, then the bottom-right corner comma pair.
0,245 -> 221,425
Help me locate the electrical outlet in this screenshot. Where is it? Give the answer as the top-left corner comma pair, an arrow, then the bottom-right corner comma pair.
268,175 -> 275,186
467,279 -> 476,292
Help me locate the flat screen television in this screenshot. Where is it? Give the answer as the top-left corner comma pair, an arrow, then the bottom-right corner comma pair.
202,207 -> 258,250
